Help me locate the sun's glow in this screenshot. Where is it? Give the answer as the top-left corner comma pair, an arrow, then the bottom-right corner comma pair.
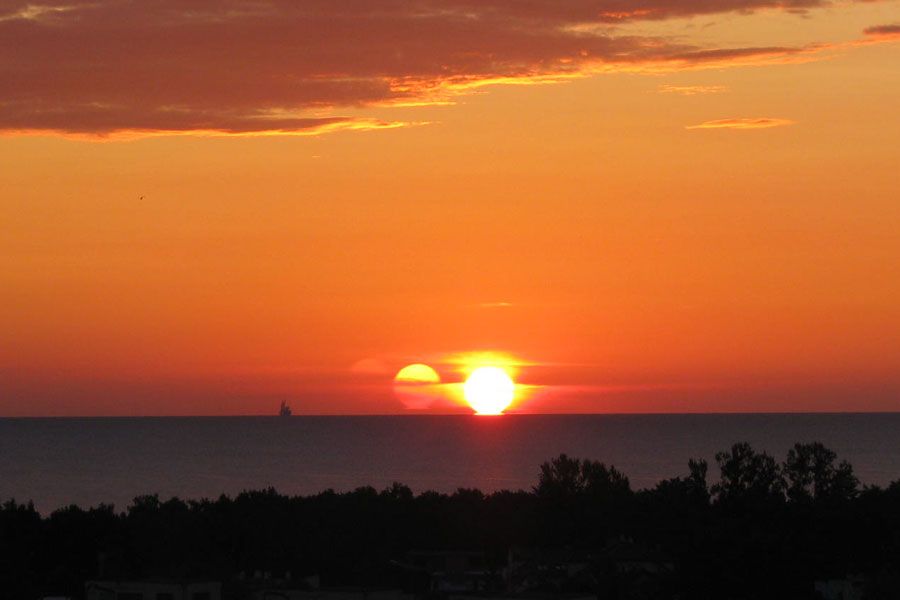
464,366 -> 515,415
443,351 -> 529,373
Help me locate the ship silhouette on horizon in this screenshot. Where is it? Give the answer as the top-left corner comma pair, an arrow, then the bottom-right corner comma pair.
279,399 -> 293,417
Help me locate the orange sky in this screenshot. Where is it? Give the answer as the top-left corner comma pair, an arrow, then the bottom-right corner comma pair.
1,0 -> 899,415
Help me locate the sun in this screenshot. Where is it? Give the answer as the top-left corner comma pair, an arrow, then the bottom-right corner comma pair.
394,363 -> 441,410
394,363 -> 441,384
464,366 -> 515,415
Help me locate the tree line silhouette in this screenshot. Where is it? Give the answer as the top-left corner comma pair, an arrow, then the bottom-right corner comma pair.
2,441 -> 900,599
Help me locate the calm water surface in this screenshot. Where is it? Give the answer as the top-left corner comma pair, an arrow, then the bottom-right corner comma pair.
2,414 -> 899,513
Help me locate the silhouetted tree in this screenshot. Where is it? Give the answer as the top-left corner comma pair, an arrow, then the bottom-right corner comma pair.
582,459 -> 631,500
533,454 -> 631,548
4,445 -> 900,600
687,458 -> 709,498
712,442 -> 783,505
783,442 -> 858,503
535,453 -> 583,498
0,499 -> 42,599
535,454 -> 630,500
651,458 -> 710,509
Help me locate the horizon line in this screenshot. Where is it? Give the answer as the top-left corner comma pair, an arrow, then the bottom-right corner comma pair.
3,410 -> 900,419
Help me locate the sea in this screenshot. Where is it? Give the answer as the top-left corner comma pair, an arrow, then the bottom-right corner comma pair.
2,414 -> 899,514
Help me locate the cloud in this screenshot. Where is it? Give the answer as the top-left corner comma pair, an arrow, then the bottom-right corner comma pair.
686,117 -> 796,130
0,0 -> 875,136
0,3 -> 76,22
0,112 -> 420,140
658,84 -> 728,95
863,24 -> 900,38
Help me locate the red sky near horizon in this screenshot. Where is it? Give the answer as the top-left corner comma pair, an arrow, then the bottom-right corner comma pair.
2,0 -> 899,416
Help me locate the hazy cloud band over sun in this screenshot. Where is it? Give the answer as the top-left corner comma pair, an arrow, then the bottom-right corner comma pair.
0,0 -> 891,136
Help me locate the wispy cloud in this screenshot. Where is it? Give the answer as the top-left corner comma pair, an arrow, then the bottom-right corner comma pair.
476,301 -> 514,309
658,84 -> 728,95
686,117 -> 796,130
0,4 -> 77,23
1,116 -> 422,141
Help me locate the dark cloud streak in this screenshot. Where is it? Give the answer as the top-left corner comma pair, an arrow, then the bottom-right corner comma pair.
863,23 -> 900,37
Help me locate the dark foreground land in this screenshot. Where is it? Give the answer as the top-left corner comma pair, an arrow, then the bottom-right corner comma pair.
3,442 -> 900,599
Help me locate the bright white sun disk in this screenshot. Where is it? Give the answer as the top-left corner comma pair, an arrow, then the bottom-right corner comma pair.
464,366 -> 515,415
